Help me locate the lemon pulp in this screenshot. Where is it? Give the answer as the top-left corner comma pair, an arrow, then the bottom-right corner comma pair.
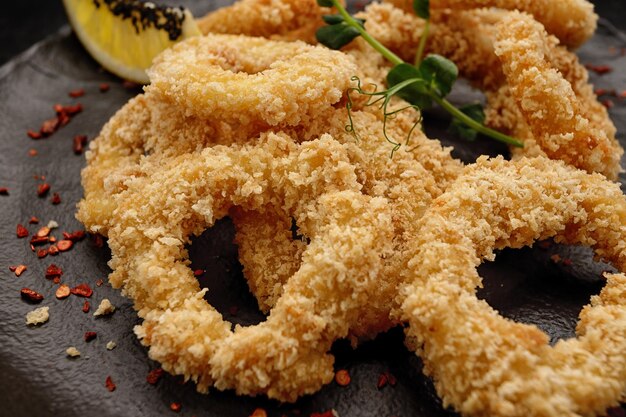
63,0 -> 201,83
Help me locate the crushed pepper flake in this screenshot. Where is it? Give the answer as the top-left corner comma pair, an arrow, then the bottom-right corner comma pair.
105,376 -> 116,392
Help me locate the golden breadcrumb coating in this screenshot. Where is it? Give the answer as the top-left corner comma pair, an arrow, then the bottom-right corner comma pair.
494,12 -> 622,179
147,34 -> 356,127
197,0 -> 328,44
104,132 -> 394,401
386,0 -> 597,48
402,156 -> 626,417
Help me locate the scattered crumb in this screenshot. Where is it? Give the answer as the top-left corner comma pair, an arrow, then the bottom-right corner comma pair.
66,347 -> 81,357
26,306 -> 49,325
47,220 -> 59,229
106,341 -> 117,350
94,299 -> 116,317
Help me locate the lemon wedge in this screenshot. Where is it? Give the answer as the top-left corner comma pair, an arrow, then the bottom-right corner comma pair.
62,0 -> 201,84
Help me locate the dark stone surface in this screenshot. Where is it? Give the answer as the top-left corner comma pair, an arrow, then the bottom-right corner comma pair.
0,1 -> 625,417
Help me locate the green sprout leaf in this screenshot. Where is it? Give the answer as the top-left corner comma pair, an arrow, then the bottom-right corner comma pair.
448,103 -> 485,141
317,0 -> 334,7
322,14 -> 345,25
386,63 -> 431,109
418,54 -> 458,98
413,0 -> 430,19
316,23 -> 362,49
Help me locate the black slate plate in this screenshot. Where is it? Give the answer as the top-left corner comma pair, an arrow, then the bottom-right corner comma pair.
1,2 -> 626,417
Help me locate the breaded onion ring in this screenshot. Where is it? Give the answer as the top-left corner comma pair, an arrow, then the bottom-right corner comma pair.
196,0 -> 328,44
493,12 -> 623,180
147,34 -> 356,127
105,132 -> 394,401
402,156 -> 626,417
386,0 -> 597,48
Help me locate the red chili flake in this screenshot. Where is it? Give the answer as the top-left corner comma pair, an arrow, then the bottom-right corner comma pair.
73,135 -> 88,155
27,130 -> 42,139
105,376 -> 116,392
17,224 -> 29,238
56,284 -> 71,299
57,111 -> 70,127
585,64 -> 613,75
40,118 -> 60,136
49,236 -> 57,243
95,279 -> 104,287
377,373 -> 388,389
537,241 -> 552,250
146,368 -> 164,385
30,235 -> 49,245
28,149 -> 38,157
29,216 -> 40,224
57,240 -> 74,252
335,369 -> 351,386
37,249 -> 48,259
0,188 -> 8,195
36,227 -> 51,238
64,103 -> 83,115
82,300 -> 90,313
71,283 -> 93,298
170,402 -> 182,412
84,331 -> 97,342
48,245 -> 59,256
45,264 -> 63,279
619,90 -> 626,99
562,258 -> 573,266
602,99 -> 615,109
51,193 -> 61,205
69,89 -> 85,98
99,83 -> 110,93
13,265 -> 27,277
64,230 -> 86,242
92,233 -> 104,248
122,80 -> 140,90
249,408 -> 267,417
594,88 -> 608,96
193,269 -> 204,277
386,372 -> 397,386
9,266 -> 17,272
37,183 -> 51,197
21,288 -> 44,302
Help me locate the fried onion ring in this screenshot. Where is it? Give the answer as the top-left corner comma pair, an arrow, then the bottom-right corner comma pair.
105,132 -> 394,401
147,34 -> 356,127
386,0 -> 597,48
402,156 -> 626,417
493,11 -> 623,180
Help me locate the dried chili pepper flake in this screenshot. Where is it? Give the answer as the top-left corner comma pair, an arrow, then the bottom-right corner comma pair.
595,88 -> 608,96
49,236 -> 57,243
193,269 -> 204,277
48,245 -> 59,256
619,90 -> 626,99
21,288 -> 44,302
64,103 -> 83,115
170,402 -> 182,412
53,103 -> 64,113
57,112 -> 70,127
51,193 -> 61,205
27,130 -> 42,139
73,135 -> 88,155
82,300 -> 90,313
37,249 -> 48,259
562,258 -> 573,266
45,264 -> 63,279
537,241 -> 552,250
28,148 -> 38,157
105,376 -> 116,392
386,372 -> 397,386
0,188 -> 8,195
29,216 -> 40,224
99,83 -> 110,92
53,277 -> 61,284
602,99 -> 615,109
92,233 -> 104,248
122,80 -> 140,90
57,240 -> 73,252
84,331 -> 97,342
40,118 -> 60,136
37,183 -> 51,197
95,279 -> 104,287
30,236 -> 49,245
68,231 -> 86,242
56,284 -> 71,299
334,369 -> 351,386
146,368 -> 164,385
69,89 -> 85,98
13,265 -> 27,277
17,224 -> 29,238
249,408 -> 267,417
585,64 -> 613,75
377,373 -> 388,389
9,266 -> 17,272
36,227 -> 51,238
71,283 -> 93,298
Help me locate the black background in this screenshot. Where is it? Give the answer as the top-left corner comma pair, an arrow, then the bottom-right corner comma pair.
1,2 -> 626,417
